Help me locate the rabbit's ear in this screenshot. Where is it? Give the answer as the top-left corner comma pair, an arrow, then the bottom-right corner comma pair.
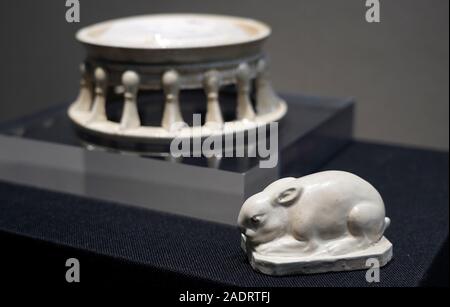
273,187 -> 303,207
265,177 -> 296,192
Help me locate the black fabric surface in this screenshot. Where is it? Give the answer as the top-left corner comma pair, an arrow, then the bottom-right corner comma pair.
0,141 -> 448,287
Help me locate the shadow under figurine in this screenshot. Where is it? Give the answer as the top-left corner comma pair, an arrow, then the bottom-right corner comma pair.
238,170 -> 393,276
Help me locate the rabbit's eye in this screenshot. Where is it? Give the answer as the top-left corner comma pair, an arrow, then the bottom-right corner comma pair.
250,215 -> 262,226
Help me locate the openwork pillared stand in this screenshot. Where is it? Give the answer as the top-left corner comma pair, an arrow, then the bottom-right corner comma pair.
68,14 -> 287,147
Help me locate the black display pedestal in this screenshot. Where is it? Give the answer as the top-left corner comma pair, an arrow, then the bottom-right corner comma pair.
0,142 -> 448,287
0,94 -> 353,225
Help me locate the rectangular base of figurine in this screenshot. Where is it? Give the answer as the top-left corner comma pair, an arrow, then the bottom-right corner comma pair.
0,94 -> 353,225
243,236 -> 393,276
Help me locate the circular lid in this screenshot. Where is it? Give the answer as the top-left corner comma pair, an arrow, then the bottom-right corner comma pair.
76,14 -> 270,64
76,14 -> 271,50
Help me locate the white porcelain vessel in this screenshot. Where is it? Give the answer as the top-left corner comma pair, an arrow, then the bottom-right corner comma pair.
238,171 -> 393,275
68,14 -> 286,148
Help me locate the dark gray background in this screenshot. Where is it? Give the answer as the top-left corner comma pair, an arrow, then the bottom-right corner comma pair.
0,0 -> 448,150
